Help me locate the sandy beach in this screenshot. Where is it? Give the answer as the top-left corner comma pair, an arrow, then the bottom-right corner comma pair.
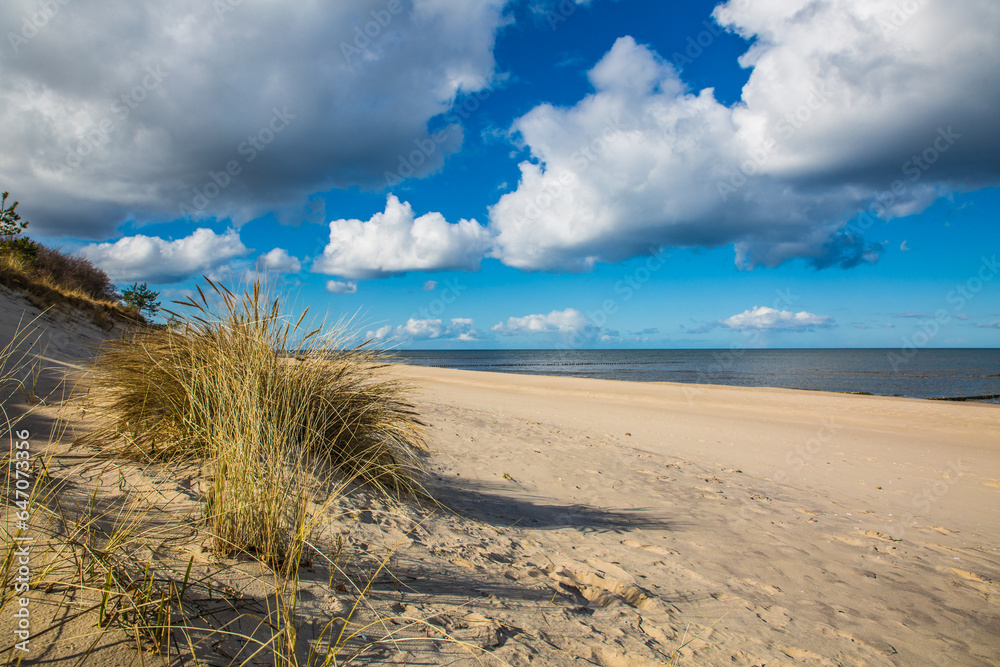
379,365 -> 1000,665
2,283 -> 999,665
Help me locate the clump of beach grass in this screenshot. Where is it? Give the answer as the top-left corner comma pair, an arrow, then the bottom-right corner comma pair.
79,278 -> 428,566
0,279 -> 477,666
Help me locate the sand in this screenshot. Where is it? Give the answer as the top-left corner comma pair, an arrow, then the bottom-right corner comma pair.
374,365 -> 1000,665
2,283 -> 998,665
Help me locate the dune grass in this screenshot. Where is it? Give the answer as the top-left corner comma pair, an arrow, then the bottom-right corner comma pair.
79,278 -> 428,566
1,278 -> 461,665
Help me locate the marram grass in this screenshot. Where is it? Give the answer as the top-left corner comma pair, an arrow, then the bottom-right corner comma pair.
80,278 -> 427,564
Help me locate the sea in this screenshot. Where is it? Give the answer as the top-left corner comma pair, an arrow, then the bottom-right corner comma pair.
390,349 -> 1000,403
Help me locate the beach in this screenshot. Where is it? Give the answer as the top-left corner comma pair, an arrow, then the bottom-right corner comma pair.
2,283 -> 999,665
378,364 -> 1000,665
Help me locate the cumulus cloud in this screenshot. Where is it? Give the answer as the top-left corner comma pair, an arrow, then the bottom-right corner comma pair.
368,317 -> 480,342
256,248 -> 302,274
313,195 -> 492,278
976,321 -> 1000,329
492,308 -> 589,335
0,0 -> 508,237
79,228 -> 249,283
489,1 -> 1000,271
325,280 -> 357,294
720,307 -> 834,331
490,308 -> 619,344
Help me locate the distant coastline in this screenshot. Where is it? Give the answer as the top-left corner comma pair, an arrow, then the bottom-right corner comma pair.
389,348 -> 1000,403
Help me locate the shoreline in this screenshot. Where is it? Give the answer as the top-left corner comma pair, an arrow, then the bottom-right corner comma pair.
389,357 -> 1000,406
386,345 -> 1000,404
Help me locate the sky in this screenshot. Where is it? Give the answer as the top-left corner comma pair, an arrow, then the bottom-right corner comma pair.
2,0 -> 999,349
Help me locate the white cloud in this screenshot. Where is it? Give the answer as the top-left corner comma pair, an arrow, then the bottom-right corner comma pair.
256,248 -> 302,274
0,0 -> 508,237
325,280 -> 357,294
448,318 -> 481,341
721,306 -> 834,331
400,319 -> 446,339
491,308 -> 589,336
422,280 -> 438,291
313,195 -> 492,279
489,1 -> 1000,271
491,307 -> 618,344
367,325 -> 394,342
79,228 -> 249,283
367,317 -> 480,342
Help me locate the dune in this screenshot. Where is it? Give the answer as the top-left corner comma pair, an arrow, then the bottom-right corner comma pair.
2,282 -> 998,665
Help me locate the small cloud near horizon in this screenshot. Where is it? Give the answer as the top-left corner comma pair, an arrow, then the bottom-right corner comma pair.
325,280 -> 357,294
691,306 -> 834,333
368,317 -> 481,343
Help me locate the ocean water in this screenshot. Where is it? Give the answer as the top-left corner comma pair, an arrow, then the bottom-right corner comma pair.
390,349 -> 1000,403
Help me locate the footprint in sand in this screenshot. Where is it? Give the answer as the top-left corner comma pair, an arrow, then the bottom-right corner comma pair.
774,644 -> 838,664
546,561 -> 662,612
859,529 -> 902,542
731,576 -> 783,596
620,539 -> 677,557
755,603 -> 794,629
936,566 -> 998,597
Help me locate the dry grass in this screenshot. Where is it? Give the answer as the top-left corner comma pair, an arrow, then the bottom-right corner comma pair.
0,250 -> 136,329
0,279 -> 492,666
79,278 -> 428,565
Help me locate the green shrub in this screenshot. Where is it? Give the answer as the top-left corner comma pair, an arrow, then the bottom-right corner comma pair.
120,282 -> 160,318
0,191 -> 29,239
0,236 -> 38,264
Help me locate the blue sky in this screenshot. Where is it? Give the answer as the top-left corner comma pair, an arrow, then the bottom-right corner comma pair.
3,0 -> 999,348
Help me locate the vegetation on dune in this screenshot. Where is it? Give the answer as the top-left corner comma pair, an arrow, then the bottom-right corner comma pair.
81,278 -> 428,565
0,190 -> 136,325
120,281 -> 161,319
0,191 -> 29,239
2,275 -> 437,664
